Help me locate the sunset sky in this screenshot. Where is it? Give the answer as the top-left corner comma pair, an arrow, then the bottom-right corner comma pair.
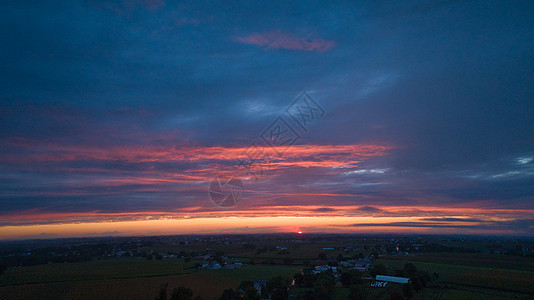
1,0 -> 533,240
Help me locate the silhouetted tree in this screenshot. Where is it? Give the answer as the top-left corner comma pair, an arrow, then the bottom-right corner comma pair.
293,270 -> 315,287
348,285 -> 368,300
369,262 -> 387,277
404,263 -> 417,277
296,290 -> 315,300
243,287 -> 260,300
239,280 -> 254,290
341,271 -> 352,287
155,283 -> 168,300
219,288 -> 241,300
170,286 -> 193,300
314,271 -> 335,299
341,270 -> 363,286
403,283 -> 414,299
267,276 -> 291,300
394,269 -> 408,277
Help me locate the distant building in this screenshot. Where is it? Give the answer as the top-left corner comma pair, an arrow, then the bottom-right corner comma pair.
223,263 -> 241,269
202,260 -> 221,269
375,275 -> 410,284
339,261 -> 351,267
313,265 -> 339,274
253,280 -> 266,293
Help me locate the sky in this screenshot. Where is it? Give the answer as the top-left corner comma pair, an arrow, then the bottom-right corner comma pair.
1,0 -> 533,240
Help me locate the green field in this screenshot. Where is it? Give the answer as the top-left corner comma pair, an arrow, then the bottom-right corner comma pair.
0,258 -> 196,285
378,253 -> 534,299
0,258 -> 301,300
2,241 -> 534,300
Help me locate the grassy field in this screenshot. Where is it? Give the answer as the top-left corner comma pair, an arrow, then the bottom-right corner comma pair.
0,272 -> 235,300
379,254 -> 534,299
0,258 -> 301,300
385,252 -> 534,272
2,248 -> 533,299
0,258 -> 197,285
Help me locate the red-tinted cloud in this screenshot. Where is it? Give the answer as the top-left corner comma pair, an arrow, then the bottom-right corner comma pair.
236,31 -> 336,52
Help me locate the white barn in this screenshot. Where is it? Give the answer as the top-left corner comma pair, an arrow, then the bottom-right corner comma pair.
375,275 -> 410,284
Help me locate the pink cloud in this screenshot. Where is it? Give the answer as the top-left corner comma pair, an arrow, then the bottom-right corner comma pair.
236,31 -> 336,52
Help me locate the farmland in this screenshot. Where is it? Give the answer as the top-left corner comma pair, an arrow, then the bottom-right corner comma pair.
1,234 -> 533,299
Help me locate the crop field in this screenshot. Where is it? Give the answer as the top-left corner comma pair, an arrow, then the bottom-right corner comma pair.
384,252 -> 534,272
0,259 -> 302,300
1,236 -> 532,299
378,254 -> 534,298
0,258 -> 197,285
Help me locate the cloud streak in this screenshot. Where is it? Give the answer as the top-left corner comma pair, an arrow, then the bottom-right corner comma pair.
235,31 -> 336,52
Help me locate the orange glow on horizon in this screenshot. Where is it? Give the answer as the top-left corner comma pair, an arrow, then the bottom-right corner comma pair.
1,205 -> 532,240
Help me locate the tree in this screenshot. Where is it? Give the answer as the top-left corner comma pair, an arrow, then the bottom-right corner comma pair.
239,280 -> 254,290
267,276 -> 291,300
155,283 -> 168,300
238,281 -> 260,299
341,271 -> 352,287
314,272 -> 335,298
369,263 -> 387,277
243,287 -> 260,300
350,270 -> 363,284
296,290 -> 316,300
341,270 -> 363,287
403,283 -> 414,299
411,277 -> 423,292
293,270 -> 315,288
170,286 -> 193,300
404,263 -> 417,277
394,269 -> 408,278
348,285 -> 368,300
219,288 -> 242,300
